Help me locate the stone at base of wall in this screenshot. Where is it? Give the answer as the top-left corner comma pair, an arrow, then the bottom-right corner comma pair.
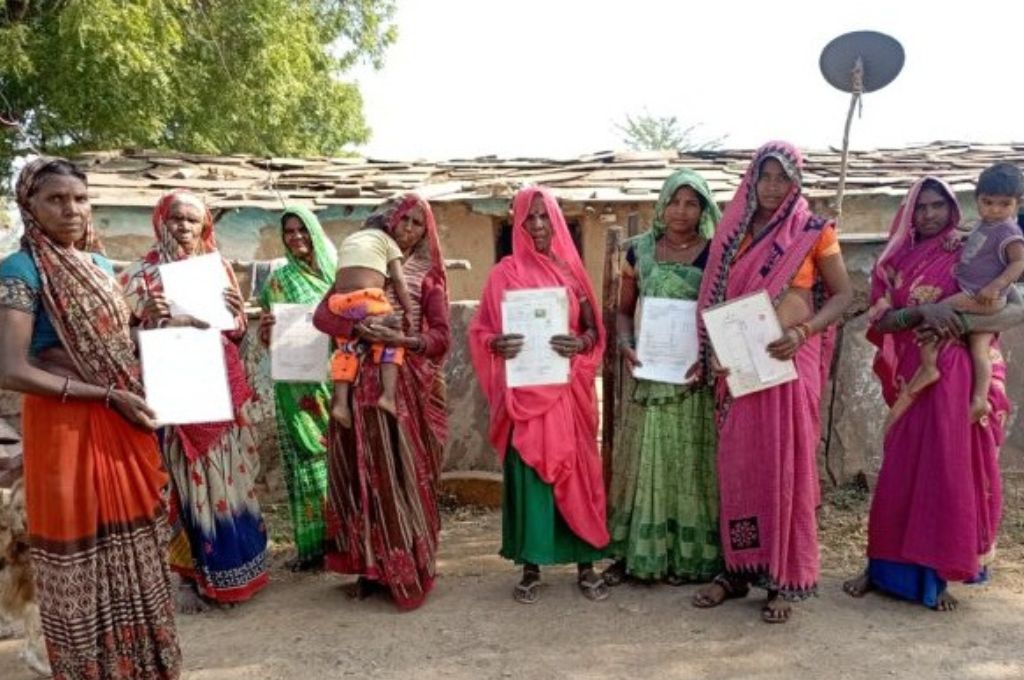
439,471 -> 503,509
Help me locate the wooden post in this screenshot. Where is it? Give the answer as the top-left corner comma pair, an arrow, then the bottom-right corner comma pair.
601,227 -> 623,496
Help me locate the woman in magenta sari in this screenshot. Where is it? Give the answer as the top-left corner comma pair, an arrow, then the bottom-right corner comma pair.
692,141 -> 853,623
469,186 -> 609,604
843,176 -> 1023,610
312,194 -> 449,611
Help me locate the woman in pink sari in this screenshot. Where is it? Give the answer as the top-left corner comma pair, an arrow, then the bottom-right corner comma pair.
843,177 -> 1023,610
469,186 -> 609,604
692,142 -> 853,623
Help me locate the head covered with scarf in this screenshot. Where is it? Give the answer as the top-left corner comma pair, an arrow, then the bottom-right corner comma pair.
367,192 -> 448,313
696,141 -> 832,377
260,205 -> 337,308
628,168 -> 720,284
651,167 -> 721,240
867,176 -> 964,405
119,190 -> 244,329
469,185 -> 608,548
119,190 -> 252,460
17,157 -> 143,393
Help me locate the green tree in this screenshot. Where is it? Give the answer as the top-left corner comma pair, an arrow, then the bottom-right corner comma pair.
614,110 -> 725,152
0,0 -> 396,177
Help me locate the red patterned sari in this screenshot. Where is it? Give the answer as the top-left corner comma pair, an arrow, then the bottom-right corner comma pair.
313,194 -> 449,610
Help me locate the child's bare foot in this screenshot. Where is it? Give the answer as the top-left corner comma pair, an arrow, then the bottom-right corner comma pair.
377,395 -> 397,417
970,395 -> 991,423
331,402 -> 352,428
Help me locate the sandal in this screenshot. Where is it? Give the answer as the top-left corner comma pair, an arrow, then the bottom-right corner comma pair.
692,573 -> 750,608
577,568 -> 610,602
761,591 -> 791,624
664,573 -> 689,587
513,573 -> 542,605
601,559 -> 628,587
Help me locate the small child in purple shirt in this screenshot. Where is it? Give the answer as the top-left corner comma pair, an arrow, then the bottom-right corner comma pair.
911,163 -> 1024,421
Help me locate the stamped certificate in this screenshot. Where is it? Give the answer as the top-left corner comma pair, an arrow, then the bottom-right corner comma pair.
700,290 -> 797,398
138,327 -> 233,424
633,297 -> 699,385
500,287 -> 570,388
158,252 -> 236,331
271,303 -> 330,382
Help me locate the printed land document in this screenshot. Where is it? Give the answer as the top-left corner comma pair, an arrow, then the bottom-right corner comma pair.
700,290 -> 797,398
158,252 -> 236,331
271,303 -> 329,382
633,297 -> 699,384
501,287 -> 570,388
139,327 -> 233,424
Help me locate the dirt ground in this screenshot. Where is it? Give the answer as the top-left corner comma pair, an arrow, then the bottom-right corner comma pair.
3,489 -> 1024,680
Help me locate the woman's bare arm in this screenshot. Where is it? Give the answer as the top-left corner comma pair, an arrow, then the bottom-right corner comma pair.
0,307 -> 107,400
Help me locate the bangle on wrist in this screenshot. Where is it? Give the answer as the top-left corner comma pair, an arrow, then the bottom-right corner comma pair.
60,376 -> 71,403
793,322 -> 812,344
104,385 -> 114,408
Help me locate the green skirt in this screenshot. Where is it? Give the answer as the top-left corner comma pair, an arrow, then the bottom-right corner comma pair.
500,446 -> 606,566
606,384 -> 721,580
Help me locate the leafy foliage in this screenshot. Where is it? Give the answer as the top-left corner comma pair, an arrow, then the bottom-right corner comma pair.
614,110 -> 725,152
0,0 -> 396,175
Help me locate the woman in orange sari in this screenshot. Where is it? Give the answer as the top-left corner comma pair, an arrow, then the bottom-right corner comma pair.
0,158 -> 180,678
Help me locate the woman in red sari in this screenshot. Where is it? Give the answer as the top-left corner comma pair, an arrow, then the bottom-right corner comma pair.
313,194 -> 449,610
469,186 -> 609,604
843,177 -> 1024,610
692,142 -> 853,623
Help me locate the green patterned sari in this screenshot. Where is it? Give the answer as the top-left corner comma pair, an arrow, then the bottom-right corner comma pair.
259,205 -> 337,561
607,169 -> 723,581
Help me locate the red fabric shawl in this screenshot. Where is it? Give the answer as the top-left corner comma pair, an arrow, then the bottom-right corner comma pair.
468,186 -> 609,549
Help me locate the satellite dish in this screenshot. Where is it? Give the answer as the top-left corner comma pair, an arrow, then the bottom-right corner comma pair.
819,30 -> 904,224
820,31 -> 904,93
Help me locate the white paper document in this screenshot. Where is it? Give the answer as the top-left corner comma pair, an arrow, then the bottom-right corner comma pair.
158,252 -> 236,331
633,297 -> 699,384
700,290 -> 797,398
271,303 -> 329,382
139,327 -> 233,425
500,287 -> 570,388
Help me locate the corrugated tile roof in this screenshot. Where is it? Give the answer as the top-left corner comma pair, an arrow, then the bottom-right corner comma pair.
73,141 -> 1024,210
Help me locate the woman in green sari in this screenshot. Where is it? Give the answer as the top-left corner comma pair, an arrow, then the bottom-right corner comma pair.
258,206 -> 337,570
604,168 -> 723,585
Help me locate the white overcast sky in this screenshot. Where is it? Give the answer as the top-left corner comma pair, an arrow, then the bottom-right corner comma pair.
348,0 -> 1022,160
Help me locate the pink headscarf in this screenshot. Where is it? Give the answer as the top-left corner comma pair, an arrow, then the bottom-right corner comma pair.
468,186 -> 608,549
697,142 -> 831,347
